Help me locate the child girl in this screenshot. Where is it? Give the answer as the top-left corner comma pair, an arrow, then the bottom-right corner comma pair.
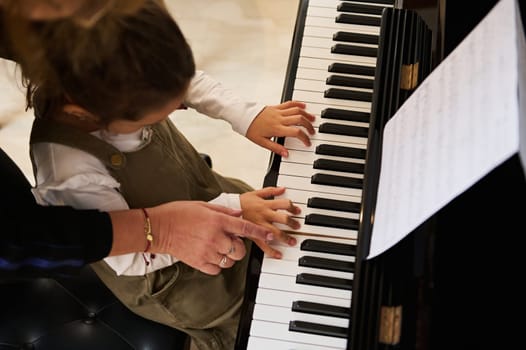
26,1 -> 314,349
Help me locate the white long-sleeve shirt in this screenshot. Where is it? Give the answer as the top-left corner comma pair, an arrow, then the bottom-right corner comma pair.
31,71 -> 265,276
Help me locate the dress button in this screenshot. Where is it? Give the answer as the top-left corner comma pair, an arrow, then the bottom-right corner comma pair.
110,154 -> 123,167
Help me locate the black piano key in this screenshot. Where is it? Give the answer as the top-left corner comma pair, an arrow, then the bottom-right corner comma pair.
337,2 -> 386,16
311,173 -> 363,189
305,213 -> 359,231
296,273 -> 353,291
324,88 -> 372,102
292,300 -> 351,319
319,123 -> 369,138
331,43 -> 378,57
299,255 -> 355,273
307,197 -> 361,213
326,75 -> 374,89
316,144 -> 366,159
336,13 -> 381,27
289,320 -> 348,339
313,158 -> 364,174
321,108 -> 370,123
301,238 -> 357,256
333,31 -> 379,45
328,62 -> 375,76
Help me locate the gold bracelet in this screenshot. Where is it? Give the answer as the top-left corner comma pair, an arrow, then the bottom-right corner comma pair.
141,208 -> 153,252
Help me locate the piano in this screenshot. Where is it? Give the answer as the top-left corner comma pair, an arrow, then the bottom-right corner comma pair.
235,1 -> 526,349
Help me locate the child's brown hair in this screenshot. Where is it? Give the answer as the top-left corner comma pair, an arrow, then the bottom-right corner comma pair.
23,0 -> 195,124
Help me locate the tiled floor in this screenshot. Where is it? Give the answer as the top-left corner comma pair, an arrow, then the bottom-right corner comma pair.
0,0 -> 300,189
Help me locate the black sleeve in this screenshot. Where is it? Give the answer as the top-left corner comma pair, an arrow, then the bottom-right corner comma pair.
0,147 -> 113,278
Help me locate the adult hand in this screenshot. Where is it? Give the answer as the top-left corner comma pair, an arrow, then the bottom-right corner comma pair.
240,186 -> 299,259
246,100 -> 315,158
148,201 -> 273,275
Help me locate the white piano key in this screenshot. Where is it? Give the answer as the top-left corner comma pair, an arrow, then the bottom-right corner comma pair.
296,66 -> 331,81
311,117 -> 369,129
248,335 -> 345,350
284,134 -> 368,152
275,219 -> 358,240
300,46 -> 376,65
295,78 -> 373,94
307,109 -> 371,129
280,162 -> 363,180
258,272 -> 351,300
301,35 -> 377,50
250,320 -> 347,349
308,4 -> 341,15
311,0 -> 387,9
307,2 -> 387,19
277,174 -> 362,197
262,257 -> 354,280
309,0 -> 340,7
312,128 -> 368,145
290,203 -> 360,221
282,149 -> 365,166
256,283 -> 351,310
297,66 -> 373,83
305,102 -> 370,121
305,16 -> 380,34
267,238 -> 356,262
303,25 -> 339,40
277,188 -> 362,207
304,24 -> 375,40
298,56 -> 376,73
309,0 -> 393,10
293,90 -> 371,111
253,303 -> 349,328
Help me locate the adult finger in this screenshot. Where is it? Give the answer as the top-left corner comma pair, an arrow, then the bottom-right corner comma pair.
223,215 -> 274,242
270,229 -> 297,247
201,202 -> 243,217
252,238 -> 283,259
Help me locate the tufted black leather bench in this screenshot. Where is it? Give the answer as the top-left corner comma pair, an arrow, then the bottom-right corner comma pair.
0,265 -> 189,350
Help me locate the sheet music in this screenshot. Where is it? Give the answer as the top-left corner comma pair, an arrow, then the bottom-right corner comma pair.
368,0 -> 525,259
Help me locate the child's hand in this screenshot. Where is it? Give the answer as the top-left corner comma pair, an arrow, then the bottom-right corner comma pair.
240,186 -> 300,259
246,100 -> 315,158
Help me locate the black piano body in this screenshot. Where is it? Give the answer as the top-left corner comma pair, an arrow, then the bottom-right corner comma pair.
236,1 -> 526,349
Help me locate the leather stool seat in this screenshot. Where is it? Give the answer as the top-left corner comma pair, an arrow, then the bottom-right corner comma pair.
0,265 -> 188,350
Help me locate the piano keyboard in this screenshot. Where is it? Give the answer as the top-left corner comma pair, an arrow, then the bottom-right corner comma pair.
241,0 -> 394,349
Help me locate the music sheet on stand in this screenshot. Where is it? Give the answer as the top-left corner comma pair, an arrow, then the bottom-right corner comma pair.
368,0 -> 525,259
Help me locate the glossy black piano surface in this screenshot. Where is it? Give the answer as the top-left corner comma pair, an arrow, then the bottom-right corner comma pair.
235,1 -> 526,349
